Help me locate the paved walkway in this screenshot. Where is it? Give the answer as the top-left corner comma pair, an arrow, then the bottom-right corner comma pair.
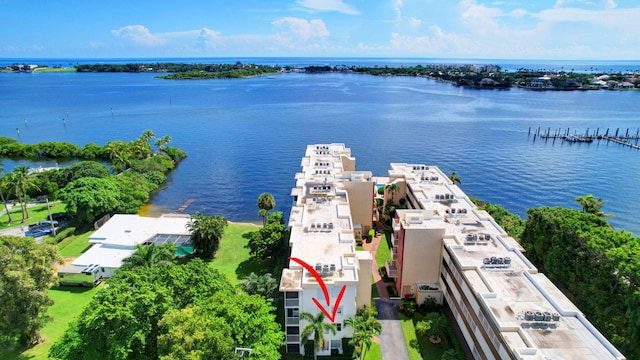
376,298 -> 409,360
362,221 -> 395,299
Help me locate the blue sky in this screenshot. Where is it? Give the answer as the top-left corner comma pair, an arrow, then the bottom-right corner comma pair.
1,0 -> 639,59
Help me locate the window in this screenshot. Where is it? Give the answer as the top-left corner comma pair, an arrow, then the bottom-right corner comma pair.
337,306 -> 343,315
336,323 -> 342,331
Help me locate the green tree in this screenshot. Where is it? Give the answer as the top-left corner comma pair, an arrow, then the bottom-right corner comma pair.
247,212 -> 287,263
0,236 -> 61,347
154,135 -> 171,153
448,171 -> 461,186
300,312 -> 337,360
106,141 -> 133,174
385,183 -> 400,204
0,171 -> 13,223
58,177 -> 121,223
239,272 -> 278,299
186,213 -> 228,260
345,307 -> 381,360
441,348 -> 463,360
425,312 -> 449,343
574,194 -> 612,217
49,260 -> 231,360
7,166 -> 40,222
121,243 -> 176,271
415,320 -> 432,338
257,192 -> 276,226
158,306 -> 234,360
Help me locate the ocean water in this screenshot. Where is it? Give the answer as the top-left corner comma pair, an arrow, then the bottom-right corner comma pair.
1,63 -> 639,235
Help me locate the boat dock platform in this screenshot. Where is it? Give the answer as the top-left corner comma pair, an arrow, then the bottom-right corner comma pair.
529,127 -> 640,150
175,199 -> 195,213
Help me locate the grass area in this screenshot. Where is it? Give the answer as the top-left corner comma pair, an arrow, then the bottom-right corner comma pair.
33,67 -> 76,73
57,229 -> 94,257
0,202 -> 67,230
374,231 -> 391,268
399,312 -> 453,360
2,285 -> 102,360
207,222 -> 261,285
365,342 -> 382,359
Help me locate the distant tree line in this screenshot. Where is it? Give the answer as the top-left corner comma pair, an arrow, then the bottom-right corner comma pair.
74,62 -> 279,79
0,130 -> 187,223
478,200 -> 640,358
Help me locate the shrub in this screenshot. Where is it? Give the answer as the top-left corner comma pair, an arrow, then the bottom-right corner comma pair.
386,285 -> 398,297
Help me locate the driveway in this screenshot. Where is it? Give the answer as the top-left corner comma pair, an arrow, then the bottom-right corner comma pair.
376,298 -> 409,360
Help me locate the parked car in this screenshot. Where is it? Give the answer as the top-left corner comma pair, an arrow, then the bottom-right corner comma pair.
25,228 -> 52,238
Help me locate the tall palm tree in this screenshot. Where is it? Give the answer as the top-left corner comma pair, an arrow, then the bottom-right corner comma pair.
300,312 -> 337,360
0,170 -> 13,223
448,171 -> 462,186
8,166 -> 39,222
120,243 -> 175,270
385,183 -> 400,204
345,307 -> 381,360
106,141 -> 133,173
574,194 -> 612,217
257,192 -> 276,226
154,135 -> 171,153
425,312 -> 449,344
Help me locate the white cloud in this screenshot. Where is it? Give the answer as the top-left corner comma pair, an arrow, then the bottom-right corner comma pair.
510,9 -> 527,18
111,25 -> 164,46
295,0 -> 359,15
410,17 -> 422,28
272,17 -> 330,40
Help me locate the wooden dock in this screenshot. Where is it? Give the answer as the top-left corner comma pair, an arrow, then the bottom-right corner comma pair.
529,126 -> 640,150
175,199 -> 195,213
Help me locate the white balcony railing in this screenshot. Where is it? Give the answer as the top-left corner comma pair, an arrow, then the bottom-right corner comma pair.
385,259 -> 398,278
285,317 -> 300,325
286,334 -> 300,343
392,217 -> 401,232
285,298 -> 299,307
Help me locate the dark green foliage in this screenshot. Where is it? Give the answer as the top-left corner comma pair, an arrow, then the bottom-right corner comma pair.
520,207 -> 640,356
474,199 -> 525,239
0,236 -> 61,347
58,177 -> 121,223
186,213 -> 228,260
239,272 -> 278,299
247,211 -> 288,263
50,260 -> 282,359
161,146 -> 186,162
141,171 -> 166,186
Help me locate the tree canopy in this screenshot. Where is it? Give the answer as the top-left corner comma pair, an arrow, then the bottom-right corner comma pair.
247,211 -> 288,264
49,259 -> 283,360
257,192 -> 276,226
186,213 -> 228,260
0,236 -> 61,347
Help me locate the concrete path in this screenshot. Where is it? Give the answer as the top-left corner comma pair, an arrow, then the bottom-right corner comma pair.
363,221 -> 395,298
376,298 -> 409,360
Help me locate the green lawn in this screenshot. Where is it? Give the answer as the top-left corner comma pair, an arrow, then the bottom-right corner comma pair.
0,202 -> 67,230
399,312 -> 453,360
375,232 -> 391,268
365,342 -> 382,359
33,67 -> 77,73
57,230 -> 94,257
207,222 -> 262,285
2,285 -> 102,360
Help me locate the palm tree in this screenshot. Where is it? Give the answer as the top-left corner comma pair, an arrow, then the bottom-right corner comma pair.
345,307 -> 381,360
385,183 -> 400,204
574,194 -> 612,217
7,166 -> 39,222
441,348 -> 463,360
106,141 -> 133,173
239,272 -> 278,299
257,192 -> 276,226
154,135 -> 171,153
415,320 -> 432,338
425,312 -> 449,344
448,171 -> 461,186
0,170 -> 13,223
120,243 -> 175,270
140,129 -> 155,156
300,312 -> 337,360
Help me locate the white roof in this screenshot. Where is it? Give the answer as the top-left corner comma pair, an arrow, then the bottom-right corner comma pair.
72,244 -> 136,269
90,214 -> 191,247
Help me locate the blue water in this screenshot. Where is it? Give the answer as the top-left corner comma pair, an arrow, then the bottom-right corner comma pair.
1,61 -> 639,236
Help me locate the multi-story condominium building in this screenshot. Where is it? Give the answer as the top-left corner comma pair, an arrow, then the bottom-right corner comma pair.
384,162 -> 625,360
281,146 -> 625,359
280,144 -> 374,355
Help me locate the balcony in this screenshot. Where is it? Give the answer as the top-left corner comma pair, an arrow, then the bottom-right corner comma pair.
391,232 -> 398,247
286,334 -> 300,343
285,317 -> 300,326
285,298 -> 299,307
392,247 -> 398,261
392,217 -> 401,232
385,259 -> 398,278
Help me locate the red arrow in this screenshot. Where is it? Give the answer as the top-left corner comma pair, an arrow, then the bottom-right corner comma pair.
290,257 -> 347,323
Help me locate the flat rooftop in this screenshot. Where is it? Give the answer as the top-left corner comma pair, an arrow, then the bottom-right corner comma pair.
391,162 -> 624,360
282,144 -> 362,291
